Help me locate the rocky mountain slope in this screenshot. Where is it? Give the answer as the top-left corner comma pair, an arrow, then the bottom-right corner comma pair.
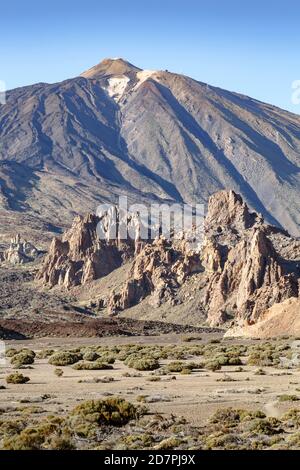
36,190 -> 300,334
1,58 -> 300,246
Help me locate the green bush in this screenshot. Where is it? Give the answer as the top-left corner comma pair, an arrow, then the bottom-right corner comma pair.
250,417 -> 282,436
82,351 -> 99,361
124,354 -> 159,371
282,409 -> 300,426
278,395 -> 300,402
3,428 -> 45,450
11,350 -> 35,367
205,431 -> 243,449
45,434 -> 74,450
205,360 -> 222,371
210,408 -> 266,427
36,349 -> 55,359
48,351 -> 82,366
166,361 -> 186,373
180,368 -> 192,375
214,354 -> 242,366
154,437 -> 183,449
70,398 -> 141,426
2,421 -> 69,450
6,373 -> 30,384
98,353 -> 116,364
5,348 -> 18,357
73,360 -> 113,370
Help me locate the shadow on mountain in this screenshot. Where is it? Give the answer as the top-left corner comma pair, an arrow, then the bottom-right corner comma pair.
0,161 -> 40,212
211,100 -> 300,179
155,82 -> 282,227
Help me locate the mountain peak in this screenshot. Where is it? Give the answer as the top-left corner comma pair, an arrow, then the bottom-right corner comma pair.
80,58 -> 141,79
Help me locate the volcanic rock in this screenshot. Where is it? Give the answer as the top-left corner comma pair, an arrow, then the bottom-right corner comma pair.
0,234 -> 41,265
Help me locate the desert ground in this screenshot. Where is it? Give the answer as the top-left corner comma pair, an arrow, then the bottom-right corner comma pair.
1,332 -> 300,450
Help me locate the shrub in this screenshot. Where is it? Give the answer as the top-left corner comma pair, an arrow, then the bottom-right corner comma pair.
165,361 -> 201,373
282,409 -> 300,426
93,376 -> 114,383
214,354 -> 242,366
54,368 -> 64,377
217,374 -> 236,382
11,350 -> 35,367
3,428 -> 45,450
124,354 -> 159,371
254,368 -> 266,375
205,360 -> 222,371
205,431 -> 243,449
166,361 -> 186,373
154,437 -> 183,449
210,408 -> 266,427
2,420 -> 68,450
70,398 -> 141,426
45,434 -> 74,450
247,346 -> 280,367
48,351 -> 82,366
250,417 -> 282,436
122,433 -> 153,449
6,348 -> 18,357
36,349 -> 55,359
72,360 -> 113,370
82,351 -> 99,361
180,368 -> 192,375
6,373 -> 30,384
278,395 -> 300,402
98,353 -> 116,364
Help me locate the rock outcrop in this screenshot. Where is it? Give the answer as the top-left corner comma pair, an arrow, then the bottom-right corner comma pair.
36,209 -> 143,288
0,234 -> 41,265
106,237 -> 202,313
202,191 -> 299,326
38,189 -> 300,332
224,297 -> 300,338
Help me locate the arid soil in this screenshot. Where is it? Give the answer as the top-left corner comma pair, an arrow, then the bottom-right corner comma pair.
1,333 -> 300,449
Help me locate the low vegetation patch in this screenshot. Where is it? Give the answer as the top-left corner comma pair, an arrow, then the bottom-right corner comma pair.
10,350 -> 35,368
278,395 -> 300,402
124,354 -> 159,371
48,351 -> 82,366
73,360 -> 113,370
6,373 -> 30,384
70,397 -> 142,426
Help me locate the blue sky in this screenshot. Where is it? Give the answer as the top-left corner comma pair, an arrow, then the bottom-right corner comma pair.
1,0 -> 300,113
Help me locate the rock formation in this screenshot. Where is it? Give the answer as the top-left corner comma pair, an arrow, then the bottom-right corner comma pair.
106,237 -> 202,314
202,191 -> 299,326
224,297 -> 300,338
37,189 -> 300,331
36,209 -> 144,288
0,234 -> 41,265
